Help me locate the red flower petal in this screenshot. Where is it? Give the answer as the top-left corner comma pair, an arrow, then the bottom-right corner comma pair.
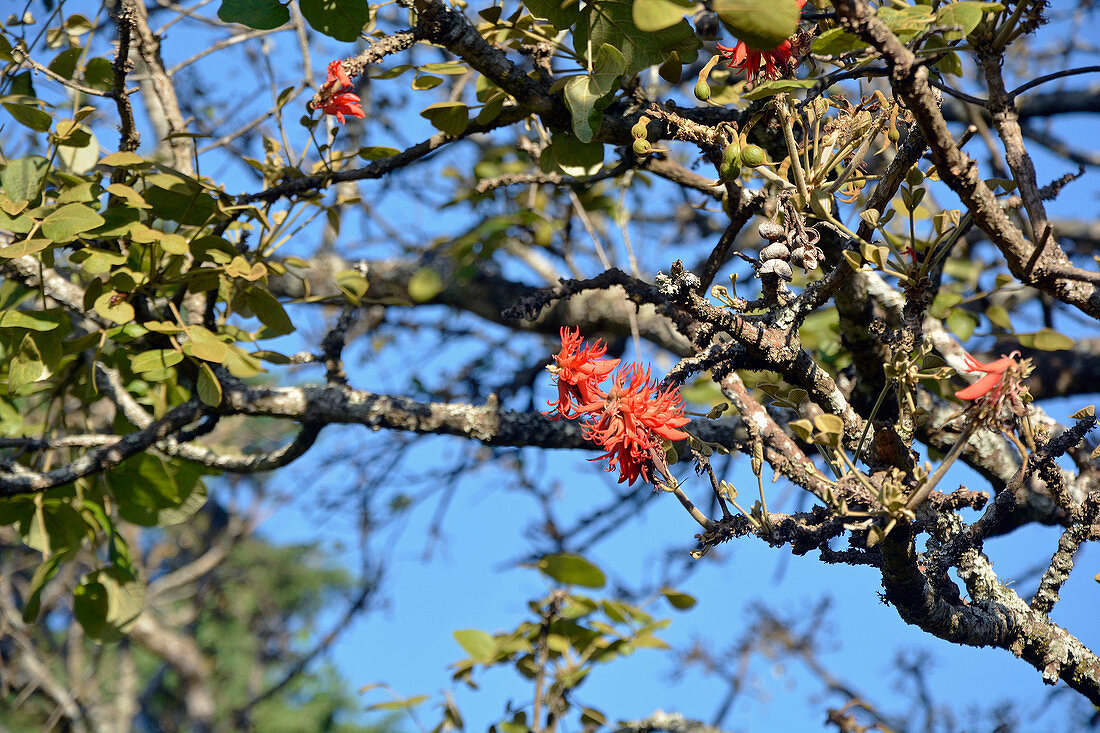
955,370 -> 1002,401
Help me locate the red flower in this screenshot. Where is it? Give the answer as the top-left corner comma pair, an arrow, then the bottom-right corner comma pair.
955,351 -> 1021,402
546,327 -> 619,419
316,60 -> 365,125
545,330 -> 691,485
583,364 -> 691,485
717,0 -> 807,83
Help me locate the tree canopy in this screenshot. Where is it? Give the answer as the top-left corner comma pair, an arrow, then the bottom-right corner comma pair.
2,0 -> 1100,730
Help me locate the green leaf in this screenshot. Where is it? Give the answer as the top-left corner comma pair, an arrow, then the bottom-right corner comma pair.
245,287 -> 294,334
131,349 -> 184,373
73,567 -> 145,642
143,175 -> 219,226
537,553 -> 606,588
985,304 -> 1012,330
3,102 -> 52,132
545,132 -> 604,176
812,27 -> 867,55
407,268 -> 444,303
0,310 -> 60,331
93,291 -> 135,325
299,0 -> 371,42
22,501 -> 90,557
9,333 -> 44,395
632,0 -> 693,32
591,43 -> 626,96
109,453 -> 209,527
420,62 -> 467,75
22,553 -> 66,623
223,345 -> 264,378
562,44 -> 628,143
523,0 -> 580,29
367,696 -> 430,712
420,102 -> 469,137
83,57 -> 115,92
742,77 -> 818,100
574,0 -> 700,77
217,0 -> 290,29
936,1 -> 1001,42
1,156 -> 49,203
661,588 -> 697,610
1022,328 -> 1074,351
100,151 -> 147,168
945,309 -> 978,341
0,238 -> 50,259
454,629 -> 497,663
58,128 -> 99,174
411,74 -> 443,90
563,75 -> 608,144
41,203 -> 105,242
49,48 -> 82,80
877,5 -> 934,41
814,413 -> 845,435
357,146 -> 400,161
713,0 -> 801,50
196,363 -> 223,407
186,326 -> 230,363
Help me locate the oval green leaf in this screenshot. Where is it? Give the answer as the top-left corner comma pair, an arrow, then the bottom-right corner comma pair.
537,553 -> 606,588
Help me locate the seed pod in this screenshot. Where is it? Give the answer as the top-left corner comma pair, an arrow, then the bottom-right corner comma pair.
740,144 -> 767,168
633,138 -> 652,156
694,78 -> 712,102
719,142 -> 741,179
631,121 -> 649,139
789,246 -> 806,265
758,220 -> 785,240
760,242 -> 790,262
802,255 -> 819,270
759,259 -> 793,281
888,126 -> 900,142
812,97 -> 829,117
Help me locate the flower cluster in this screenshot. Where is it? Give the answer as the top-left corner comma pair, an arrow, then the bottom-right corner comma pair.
547,328 -> 690,486
955,350 -> 1032,426
716,0 -> 807,83
315,60 -> 365,125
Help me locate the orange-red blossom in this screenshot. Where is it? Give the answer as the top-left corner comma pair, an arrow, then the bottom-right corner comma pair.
547,328 -> 690,486
315,60 -> 365,125
716,0 -> 807,83
955,351 -> 1022,402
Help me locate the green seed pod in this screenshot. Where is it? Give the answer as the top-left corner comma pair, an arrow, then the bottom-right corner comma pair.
719,142 -> 741,179
740,144 -> 766,168
631,122 -> 648,139
694,78 -> 712,102
888,126 -> 900,142
633,138 -> 652,156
